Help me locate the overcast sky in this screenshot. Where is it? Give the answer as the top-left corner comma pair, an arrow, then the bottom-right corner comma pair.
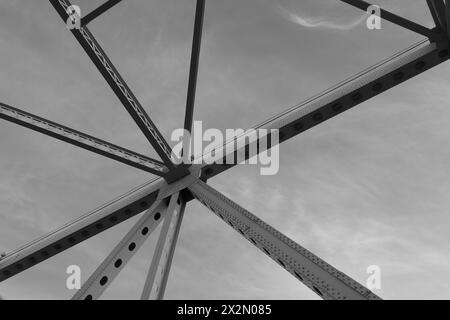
1,0 -> 450,300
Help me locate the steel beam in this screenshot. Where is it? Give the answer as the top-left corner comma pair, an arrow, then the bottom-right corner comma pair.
447,0 -> 450,38
49,0 -> 176,169
72,199 -> 167,300
200,40 -> 450,180
427,0 -> 447,31
81,0 -> 123,27
189,181 -> 380,300
0,178 -> 164,282
341,0 -> 436,40
2,39 -> 448,283
183,0 -> 206,134
0,102 -> 167,176
141,193 -> 185,300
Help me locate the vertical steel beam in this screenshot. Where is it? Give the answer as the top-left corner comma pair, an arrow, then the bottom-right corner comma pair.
427,0 -> 447,31
183,0 -> 206,134
141,193 -> 184,300
72,199 -> 167,300
446,0 -> 450,38
189,181 -> 381,300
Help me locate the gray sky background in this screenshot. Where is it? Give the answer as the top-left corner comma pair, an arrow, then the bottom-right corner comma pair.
1,0 -> 450,299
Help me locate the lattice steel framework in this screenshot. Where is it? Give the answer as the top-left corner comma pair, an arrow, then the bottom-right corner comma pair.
1,0 -> 449,300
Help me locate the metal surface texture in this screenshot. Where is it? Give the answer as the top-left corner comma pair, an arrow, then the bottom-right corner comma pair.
1,1 -> 449,299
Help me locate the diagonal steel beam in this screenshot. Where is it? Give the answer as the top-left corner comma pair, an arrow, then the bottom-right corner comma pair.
72,199 -> 167,300
341,0 -> 436,39
81,0 -> 123,27
183,0 -> 206,135
189,180 -> 381,300
49,0 -> 176,169
0,178 -> 164,282
200,40 -> 450,180
447,0 -> 450,38
2,39 -> 448,283
427,0 -> 447,31
0,102 -> 167,176
141,193 -> 185,300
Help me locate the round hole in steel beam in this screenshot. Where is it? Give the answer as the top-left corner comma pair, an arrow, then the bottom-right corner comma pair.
114,259 -> 123,268
100,276 -> 108,286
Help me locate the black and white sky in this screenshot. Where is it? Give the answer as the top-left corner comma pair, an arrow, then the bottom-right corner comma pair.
1,0 -> 450,299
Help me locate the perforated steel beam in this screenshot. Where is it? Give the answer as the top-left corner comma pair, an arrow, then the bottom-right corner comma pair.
49,0 -> 176,169
0,178 -> 164,282
141,193 -> 185,300
0,102 -> 167,176
189,181 -> 380,300
341,0 -> 437,40
72,199 -> 167,300
200,41 -> 450,180
2,39 -> 448,284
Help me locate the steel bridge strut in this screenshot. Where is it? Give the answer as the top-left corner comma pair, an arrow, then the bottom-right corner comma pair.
189,181 -> 380,300
0,102 -> 167,176
1,1 -> 450,300
49,0 -> 176,170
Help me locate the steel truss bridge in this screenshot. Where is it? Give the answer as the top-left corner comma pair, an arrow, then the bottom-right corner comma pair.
0,0 -> 449,300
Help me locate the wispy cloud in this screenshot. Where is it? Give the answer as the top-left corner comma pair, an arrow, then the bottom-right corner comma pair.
277,5 -> 366,31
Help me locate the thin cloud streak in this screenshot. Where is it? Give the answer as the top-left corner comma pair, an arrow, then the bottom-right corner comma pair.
277,6 -> 366,31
